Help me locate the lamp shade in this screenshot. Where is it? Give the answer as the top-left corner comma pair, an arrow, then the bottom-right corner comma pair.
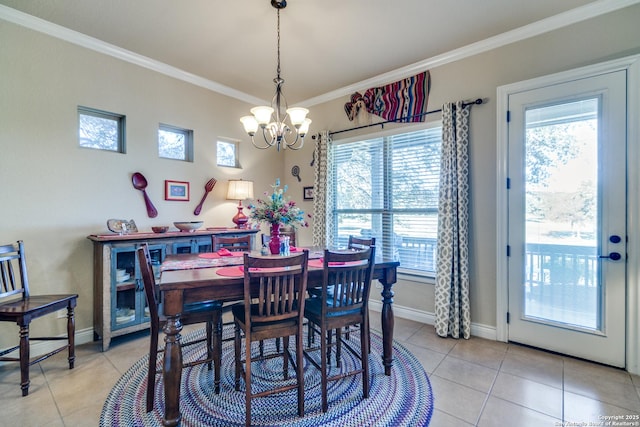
286,107 -> 309,126
240,116 -> 259,135
250,106 -> 274,126
226,180 -> 254,201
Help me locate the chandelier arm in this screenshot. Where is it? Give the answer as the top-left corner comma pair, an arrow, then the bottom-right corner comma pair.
250,128 -> 275,150
281,130 -> 304,150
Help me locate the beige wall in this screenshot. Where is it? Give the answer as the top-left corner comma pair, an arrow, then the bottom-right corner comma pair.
0,21 -> 286,349
284,4 -> 640,332
1,4 -> 639,351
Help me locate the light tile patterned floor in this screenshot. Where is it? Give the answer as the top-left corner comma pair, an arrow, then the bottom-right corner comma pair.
1,314 -> 639,426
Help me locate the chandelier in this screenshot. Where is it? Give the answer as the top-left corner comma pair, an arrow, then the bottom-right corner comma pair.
240,0 -> 311,151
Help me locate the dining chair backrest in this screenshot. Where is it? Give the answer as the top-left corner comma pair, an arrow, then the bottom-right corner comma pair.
261,229 -> 296,247
320,247 -> 375,318
212,234 -> 252,252
242,250 -> 309,326
137,245 -> 160,325
0,241 -> 30,300
348,235 -> 376,251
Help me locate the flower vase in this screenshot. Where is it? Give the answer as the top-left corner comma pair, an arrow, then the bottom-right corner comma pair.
269,223 -> 281,255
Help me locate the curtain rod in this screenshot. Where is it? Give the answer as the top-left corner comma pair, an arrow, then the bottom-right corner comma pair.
322,98 -> 484,138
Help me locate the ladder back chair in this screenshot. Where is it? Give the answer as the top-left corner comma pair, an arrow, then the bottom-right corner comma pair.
212,234 -> 252,252
233,250 -> 309,427
303,246 -> 375,412
137,245 -> 222,412
261,228 -> 296,247
0,240 -> 78,396
309,236 -> 376,350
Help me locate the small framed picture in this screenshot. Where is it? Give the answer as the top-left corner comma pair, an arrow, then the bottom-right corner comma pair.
165,180 -> 190,201
303,186 -> 314,201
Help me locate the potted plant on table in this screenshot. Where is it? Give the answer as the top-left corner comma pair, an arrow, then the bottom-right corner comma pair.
248,179 -> 309,254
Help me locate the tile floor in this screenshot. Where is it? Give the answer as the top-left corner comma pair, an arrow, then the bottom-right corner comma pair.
1,314 -> 639,426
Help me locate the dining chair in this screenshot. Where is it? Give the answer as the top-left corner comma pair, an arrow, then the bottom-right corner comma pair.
308,236 -> 376,350
303,246 -> 375,412
212,234 -> 252,252
137,245 -> 222,413
233,250 -> 309,427
0,240 -> 78,396
261,228 -> 296,247
348,235 -> 376,251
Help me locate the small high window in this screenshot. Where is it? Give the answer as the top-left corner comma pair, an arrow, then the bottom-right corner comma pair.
159,124 -> 193,161
78,106 -> 125,152
217,139 -> 240,168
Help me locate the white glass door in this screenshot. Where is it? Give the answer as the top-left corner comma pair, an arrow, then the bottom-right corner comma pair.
507,70 -> 627,367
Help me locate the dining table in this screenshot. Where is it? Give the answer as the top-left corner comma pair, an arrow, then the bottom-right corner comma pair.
158,249 -> 400,427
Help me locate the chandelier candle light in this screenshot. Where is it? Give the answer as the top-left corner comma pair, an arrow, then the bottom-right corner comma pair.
226,179 -> 254,229
240,0 -> 311,151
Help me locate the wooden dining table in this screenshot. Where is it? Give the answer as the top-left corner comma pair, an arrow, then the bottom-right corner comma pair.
158,249 -> 400,427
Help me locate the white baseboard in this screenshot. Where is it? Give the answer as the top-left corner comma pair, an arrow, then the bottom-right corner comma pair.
368,300 -> 497,341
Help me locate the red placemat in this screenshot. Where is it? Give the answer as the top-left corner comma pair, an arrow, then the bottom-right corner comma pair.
216,266 -> 244,277
198,252 -> 220,259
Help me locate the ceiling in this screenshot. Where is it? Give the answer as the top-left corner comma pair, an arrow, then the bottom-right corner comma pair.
1,0 -> 633,106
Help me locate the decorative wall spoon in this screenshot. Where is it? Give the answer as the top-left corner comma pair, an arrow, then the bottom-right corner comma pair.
193,178 -> 217,215
131,172 -> 158,218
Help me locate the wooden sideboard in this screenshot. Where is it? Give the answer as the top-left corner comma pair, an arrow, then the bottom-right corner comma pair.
87,228 -> 259,351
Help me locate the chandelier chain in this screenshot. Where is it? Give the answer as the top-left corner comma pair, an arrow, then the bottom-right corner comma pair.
239,0 -> 310,151
276,9 -> 281,78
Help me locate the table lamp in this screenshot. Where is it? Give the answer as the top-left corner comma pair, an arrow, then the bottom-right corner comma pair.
226,179 -> 254,228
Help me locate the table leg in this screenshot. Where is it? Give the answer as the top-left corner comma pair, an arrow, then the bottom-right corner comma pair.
380,276 -> 395,376
163,314 -> 183,427
213,310 -> 222,394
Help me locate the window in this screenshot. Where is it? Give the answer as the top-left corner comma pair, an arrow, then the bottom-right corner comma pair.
217,139 -> 240,168
159,124 -> 193,161
78,106 -> 125,152
332,125 -> 441,277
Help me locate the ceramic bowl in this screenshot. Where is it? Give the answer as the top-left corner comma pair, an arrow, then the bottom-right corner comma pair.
151,226 -> 169,233
173,221 -> 203,232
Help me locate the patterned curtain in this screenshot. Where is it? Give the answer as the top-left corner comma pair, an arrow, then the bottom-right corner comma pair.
434,101 -> 471,339
312,131 -> 334,247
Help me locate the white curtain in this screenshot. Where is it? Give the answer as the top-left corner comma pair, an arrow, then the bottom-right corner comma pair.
434,101 -> 471,339
312,130 -> 334,247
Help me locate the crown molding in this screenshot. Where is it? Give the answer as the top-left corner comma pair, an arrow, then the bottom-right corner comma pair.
2,0 -> 639,107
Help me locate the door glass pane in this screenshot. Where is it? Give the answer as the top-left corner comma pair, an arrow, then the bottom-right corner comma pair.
523,98 -> 600,331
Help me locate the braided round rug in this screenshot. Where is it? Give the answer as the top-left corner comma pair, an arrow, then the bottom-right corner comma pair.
100,327 -> 433,426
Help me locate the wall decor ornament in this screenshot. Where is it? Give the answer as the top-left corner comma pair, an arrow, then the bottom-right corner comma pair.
165,180 -> 190,201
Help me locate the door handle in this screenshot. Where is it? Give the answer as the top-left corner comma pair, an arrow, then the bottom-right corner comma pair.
599,252 -> 622,261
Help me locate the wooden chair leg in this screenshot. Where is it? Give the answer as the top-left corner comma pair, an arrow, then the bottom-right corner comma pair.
361,321 -> 370,398
234,325 -> 241,392
336,328 -> 342,368
67,305 -> 76,369
19,324 -> 30,397
296,332 -> 305,417
282,336 -> 289,380
146,326 -> 159,412
206,319 -> 213,372
320,325 -> 328,413
244,334 -> 252,427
